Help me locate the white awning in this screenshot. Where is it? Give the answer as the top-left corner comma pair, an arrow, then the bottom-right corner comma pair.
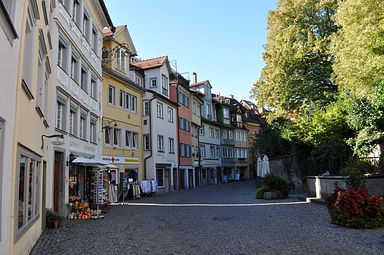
103,164 -> 119,169
72,157 -> 109,166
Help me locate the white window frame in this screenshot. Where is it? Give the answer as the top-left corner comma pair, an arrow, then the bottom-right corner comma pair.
90,119 -> 97,144
169,138 -> 174,154
143,101 -> 149,116
143,135 -> 150,151
69,106 -> 77,136
116,48 -> 126,72
104,127 -> 111,145
90,76 -> 97,100
200,145 -> 205,157
113,128 -> 121,147
150,77 -> 157,88
79,114 -> 87,140
167,107 -> 173,123
56,99 -> 66,130
131,95 -> 137,113
157,102 -> 163,119
157,135 -> 164,152
132,132 -> 138,149
15,146 -> 41,236
108,85 -> 115,105
210,146 -> 215,158
209,127 -> 214,138
161,74 -> 168,96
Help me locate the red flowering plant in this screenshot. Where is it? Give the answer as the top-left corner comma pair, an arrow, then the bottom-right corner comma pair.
326,183 -> 384,228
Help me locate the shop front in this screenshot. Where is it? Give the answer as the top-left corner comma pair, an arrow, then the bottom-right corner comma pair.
66,156 -> 114,219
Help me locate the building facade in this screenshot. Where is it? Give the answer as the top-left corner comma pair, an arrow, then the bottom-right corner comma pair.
170,73 -> 194,190
191,91 -> 203,186
46,0 -> 113,217
190,80 -> 220,185
132,56 -> 178,193
102,25 -> 145,201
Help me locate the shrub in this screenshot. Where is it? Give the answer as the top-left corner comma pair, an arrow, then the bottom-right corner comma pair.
262,173 -> 289,194
326,184 -> 384,228
341,159 -> 369,188
256,187 -> 268,199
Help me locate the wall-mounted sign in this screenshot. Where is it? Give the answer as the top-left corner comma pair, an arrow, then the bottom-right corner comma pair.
102,156 -> 140,165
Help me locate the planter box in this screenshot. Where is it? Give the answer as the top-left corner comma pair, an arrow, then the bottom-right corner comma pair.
264,191 -> 284,199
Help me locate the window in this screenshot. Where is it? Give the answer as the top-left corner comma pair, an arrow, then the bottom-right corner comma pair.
90,120 -> 97,143
80,114 -> 86,140
119,90 -> 125,108
179,117 -> 190,132
181,143 -> 191,157
234,149 -> 238,158
104,127 -> 111,145
143,135 -> 150,150
16,147 -> 41,234
200,145 -> 205,157
150,77 -> 157,88
156,169 -> 164,187
56,100 -> 65,130
223,129 -> 228,139
157,135 -> 164,152
116,48 -> 125,72
178,92 -> 190,107
125,93 -> 131,110
210,146 -> 215,158
209,127 -> 214,138
229,130 -> 233,139
80,66 -> 88,92
143,101 -> 149,116
21,7 -> 35,90
125,131 -> 131,147
69,107 -> 77,136
229,149 -> 233,158
91,26 -> 98,52
206,104 -> 212,118
215,129 -> 219,139
1,0 -> 17,42
236,114 -> 242,122
132,132 -> 138,149
72,0 -> 81,27
169,138 -> 174,154
223,108 -> 230,119
70,54 -> 79,82
58,38 -> 68,70
83,12 -> 90,40
108,86 -> 115,104
90,77 -> 97,100
157,103 -> 163,119
113,128 -> 121,146
223,148 -> 228,158
131,96 -> 137,113
135,76 -> 143,87
216,147 -> 220,158
161,74 -> 168,96
167,107 -> 173,123
200,125 -> 204,136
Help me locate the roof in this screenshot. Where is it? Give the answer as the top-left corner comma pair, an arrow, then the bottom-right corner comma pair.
102,25 -> 125,38
131,56 -> 167,70
189,80 -> 210,88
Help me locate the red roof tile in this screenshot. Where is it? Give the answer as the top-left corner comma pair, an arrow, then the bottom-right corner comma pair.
102,25 -> 126,38
189,80 -> 209,88
131,56 -> 167,70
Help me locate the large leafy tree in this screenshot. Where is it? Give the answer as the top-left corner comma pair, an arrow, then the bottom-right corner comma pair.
253,0 -> 339,121
333,0 -> 384,156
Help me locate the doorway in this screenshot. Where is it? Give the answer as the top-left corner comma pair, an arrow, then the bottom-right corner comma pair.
54,151 -> 64,214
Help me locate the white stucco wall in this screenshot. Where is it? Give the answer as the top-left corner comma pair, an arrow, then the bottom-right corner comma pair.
0,1 -> 24,254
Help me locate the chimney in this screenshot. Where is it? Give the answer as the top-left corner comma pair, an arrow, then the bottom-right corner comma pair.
229,94 -> 234,99
192,72 -> 197,84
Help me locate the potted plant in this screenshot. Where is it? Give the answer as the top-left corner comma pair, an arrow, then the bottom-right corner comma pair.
256,173 -> 289,199
46,209 -> 64,229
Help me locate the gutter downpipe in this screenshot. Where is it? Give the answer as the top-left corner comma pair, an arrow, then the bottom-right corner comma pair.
144,91 -> 156,180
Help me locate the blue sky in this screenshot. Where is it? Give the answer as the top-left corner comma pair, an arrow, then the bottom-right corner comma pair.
104,0 -> 278,101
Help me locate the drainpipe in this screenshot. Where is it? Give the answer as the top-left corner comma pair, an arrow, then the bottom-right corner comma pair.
175,75 -> 181,191
144,92 -> 156,180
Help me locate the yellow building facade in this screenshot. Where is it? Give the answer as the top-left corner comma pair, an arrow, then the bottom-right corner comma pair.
11,1 -> 53,254
102,26 -> 145,201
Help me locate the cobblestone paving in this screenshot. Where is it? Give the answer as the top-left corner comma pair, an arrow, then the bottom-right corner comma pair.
31,181 -> 384,255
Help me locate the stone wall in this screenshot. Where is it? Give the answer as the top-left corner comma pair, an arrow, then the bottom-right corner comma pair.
269,156 -> 304,192
306,176 -> 384,198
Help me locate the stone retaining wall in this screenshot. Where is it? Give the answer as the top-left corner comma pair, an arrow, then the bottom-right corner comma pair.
306,176 -> 384,198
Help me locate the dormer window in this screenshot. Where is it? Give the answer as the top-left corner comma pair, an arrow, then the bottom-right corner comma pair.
161,74 -> 168,96
116,48 -> 126,72
236,114 -> 242,122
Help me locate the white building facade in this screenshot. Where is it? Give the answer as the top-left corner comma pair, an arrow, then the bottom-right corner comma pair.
46,0 -> 113,215
132,56 -> 178,192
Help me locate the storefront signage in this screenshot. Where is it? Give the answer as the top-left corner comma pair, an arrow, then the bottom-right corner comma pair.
102,155 -> 139,165
202,159 -> 219,166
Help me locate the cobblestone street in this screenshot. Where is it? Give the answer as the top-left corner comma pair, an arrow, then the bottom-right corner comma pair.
31,181 -> 384,255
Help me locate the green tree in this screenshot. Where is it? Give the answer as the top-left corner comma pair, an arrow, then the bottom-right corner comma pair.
333,0 -> 384,156
252,0 -> 339,122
